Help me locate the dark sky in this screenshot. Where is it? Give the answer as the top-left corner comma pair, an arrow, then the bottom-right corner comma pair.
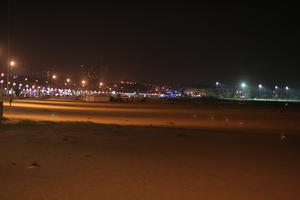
0,2 -> 299,85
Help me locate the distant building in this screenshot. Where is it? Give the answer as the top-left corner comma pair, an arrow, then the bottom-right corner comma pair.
183,88 -> 217,98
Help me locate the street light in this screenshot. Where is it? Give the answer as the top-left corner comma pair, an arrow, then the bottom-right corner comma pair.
216,81 -> 219,86
10,61 -> 15,67
66,78 -> 71,83
285,86 -> 289,91
6,60 -> 16,96
241,82 -> 246,89
259,84 -> 263,89
81,80 -> 86,87
50,75 -> 57,91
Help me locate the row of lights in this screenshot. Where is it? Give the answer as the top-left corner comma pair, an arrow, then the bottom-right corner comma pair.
51,75 -> 103,87
216,82 -> 289,91
1,73 -> 103,88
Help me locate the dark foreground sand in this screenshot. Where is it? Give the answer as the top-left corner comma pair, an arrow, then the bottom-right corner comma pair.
0,121 -> 299,200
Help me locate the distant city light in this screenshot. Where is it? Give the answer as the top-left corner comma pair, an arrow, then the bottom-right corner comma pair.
52,75 -> 57,79
66,78 -> 71,83
216,81 -> 219,86
259,84 -> 263,89
275,86 -> 278,90
285,86 -> 289,91
1,73 -> 4,77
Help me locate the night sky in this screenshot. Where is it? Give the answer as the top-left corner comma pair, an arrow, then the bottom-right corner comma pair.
0,2 -> 299,85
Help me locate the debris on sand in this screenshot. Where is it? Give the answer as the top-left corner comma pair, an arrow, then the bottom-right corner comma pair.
27,162 -> 41,169
280,132 -> 287,141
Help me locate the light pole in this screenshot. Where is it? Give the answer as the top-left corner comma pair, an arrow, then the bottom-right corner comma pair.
258,84 -> 263,98
51,75 -> 57,87
0,73 -> 4,96
50,75 -> 57,95
240,82 -> 246,98
82,80 -> 86,88
215,81 -> 220,98
6,60 -> 15,96
99,82 -> 103,92
285,86 -> 289,99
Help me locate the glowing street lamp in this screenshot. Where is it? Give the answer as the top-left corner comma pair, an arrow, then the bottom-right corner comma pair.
81,80 -> 86,87
6,60 -> 16,95
216,81 -> 219,86
275,86 -> 278,90
285,86 -> 289,91
241,82 -> 246,89
66,78 -> 71,83
52,75 -> 57,79
99,82 -> 103,86
258,84 -> 263,89
10,61 -> 15,67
